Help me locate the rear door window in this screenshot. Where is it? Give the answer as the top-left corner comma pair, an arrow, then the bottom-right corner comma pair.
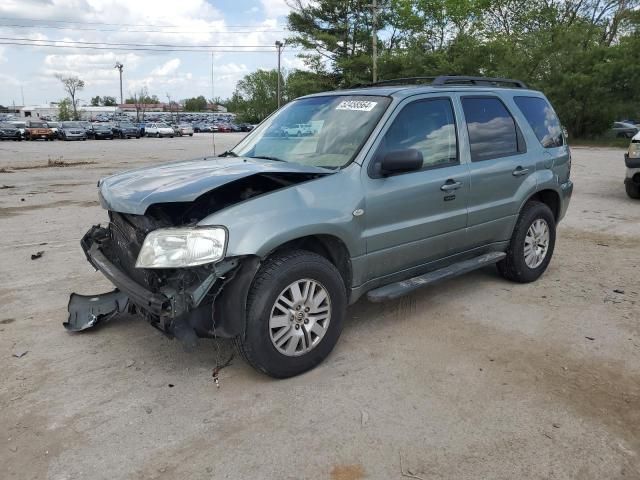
461,97 -> 521,162
514,96 -> 564,148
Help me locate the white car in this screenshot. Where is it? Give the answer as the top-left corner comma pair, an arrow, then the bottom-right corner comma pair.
146,122 -> 175,138
175,124 -> 194,136
283,123 -> 313,137
625,131 -> 640,199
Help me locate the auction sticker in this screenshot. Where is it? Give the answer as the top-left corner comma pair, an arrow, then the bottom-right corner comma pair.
336,100 -> 378,111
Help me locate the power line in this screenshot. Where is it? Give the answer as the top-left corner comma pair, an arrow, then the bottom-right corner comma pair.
0,16 -> 286,29
0,40 -> 304,54
0,23 -> 286,34
0,36 -> 285,49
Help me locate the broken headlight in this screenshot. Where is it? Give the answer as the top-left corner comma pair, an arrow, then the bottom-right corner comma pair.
135,227 -> 227,268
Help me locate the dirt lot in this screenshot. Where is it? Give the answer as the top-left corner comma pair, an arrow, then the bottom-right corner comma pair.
1,135 -> 638,480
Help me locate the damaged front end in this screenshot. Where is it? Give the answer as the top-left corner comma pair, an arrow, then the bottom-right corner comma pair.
66,215 -> 253,342
66,158 -> 332,340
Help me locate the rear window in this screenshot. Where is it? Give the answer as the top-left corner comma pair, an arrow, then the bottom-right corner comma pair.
461,97 -> 521,162
514,96 -> 564,148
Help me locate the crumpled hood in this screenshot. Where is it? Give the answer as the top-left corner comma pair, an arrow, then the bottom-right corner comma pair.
98,157 -> 331,215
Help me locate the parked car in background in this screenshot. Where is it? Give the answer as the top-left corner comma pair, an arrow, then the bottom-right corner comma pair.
47,121 -> 60,138
86,124 -> 114,140
283,123 -> 313,137
113,122 -> 141,139
0,122 -> 22,141
610,122 -> 639,138
9,121 -> 26,138
194,123 -> 212,133
624,131 -> 640,199
25,121 -> 55,141
59,121 -> 87,141
238,123 -> 254,132
145,122 -> 175,138
216,123 -> 232,133
174,124 -> 194,136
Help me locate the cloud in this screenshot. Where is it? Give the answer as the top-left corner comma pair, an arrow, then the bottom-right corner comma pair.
260,0 -> 291,18
151,58 -> 181,76
0,1 -> 296,104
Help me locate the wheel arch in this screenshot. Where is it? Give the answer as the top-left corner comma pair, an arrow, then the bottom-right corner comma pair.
211,234 -> 353,339
268,234 -> 353,293
522,188 -> 561,221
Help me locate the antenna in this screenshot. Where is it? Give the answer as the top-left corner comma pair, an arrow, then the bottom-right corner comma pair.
211,51 -> 216,156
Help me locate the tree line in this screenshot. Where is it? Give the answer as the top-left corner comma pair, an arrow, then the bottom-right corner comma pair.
229,0 -> 639,136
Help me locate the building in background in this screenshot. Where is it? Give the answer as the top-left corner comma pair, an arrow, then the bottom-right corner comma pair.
17,103 -> 120,121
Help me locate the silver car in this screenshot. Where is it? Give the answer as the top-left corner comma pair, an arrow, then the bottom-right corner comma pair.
611,122 -> 639,139
59,121 -> 87,141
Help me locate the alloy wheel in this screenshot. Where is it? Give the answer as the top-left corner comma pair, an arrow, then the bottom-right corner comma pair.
269,279 -> 331,357
524,218 -> 550,268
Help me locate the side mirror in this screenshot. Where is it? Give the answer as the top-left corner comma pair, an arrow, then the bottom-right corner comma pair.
380,149 -> 423,176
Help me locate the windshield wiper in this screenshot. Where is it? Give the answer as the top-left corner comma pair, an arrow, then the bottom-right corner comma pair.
218,150 -> 238,157
249,155 -> 286,162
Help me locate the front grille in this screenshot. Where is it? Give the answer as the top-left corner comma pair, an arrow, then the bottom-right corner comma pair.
108,211 -> 162,290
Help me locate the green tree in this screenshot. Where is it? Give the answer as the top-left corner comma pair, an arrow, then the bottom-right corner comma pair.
184,95 -> 208,112
227,69 -> 280,123
56,75 -> 85,120
57,98 -> 72,121
283,0 -> 639,137
90,95 -> 101,106
102,96 -> 117,106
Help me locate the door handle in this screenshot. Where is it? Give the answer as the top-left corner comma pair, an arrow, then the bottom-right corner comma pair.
440,180 -> 462,192
512,166 -> 530,177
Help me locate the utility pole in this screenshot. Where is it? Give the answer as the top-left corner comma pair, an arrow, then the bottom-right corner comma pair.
368,0 -> 378,83
275,40 -> 283,109
114,62 -> 124,104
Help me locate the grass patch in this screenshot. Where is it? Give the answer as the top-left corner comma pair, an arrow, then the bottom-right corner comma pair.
571,137 -> 631,148
3,156 -> 97,171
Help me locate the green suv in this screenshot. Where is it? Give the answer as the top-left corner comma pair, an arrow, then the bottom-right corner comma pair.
67,76 -> 573,378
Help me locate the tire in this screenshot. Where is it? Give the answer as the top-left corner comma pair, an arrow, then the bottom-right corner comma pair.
189,133 -> 193,137
497,201 -> 556,283
235,250 -> 347,378
626,181 -> 640,199
156,133 -> 160,138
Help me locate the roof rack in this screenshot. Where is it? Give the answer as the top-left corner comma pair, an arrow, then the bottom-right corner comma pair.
432,75 -> 527,88
350,75 -> 527,89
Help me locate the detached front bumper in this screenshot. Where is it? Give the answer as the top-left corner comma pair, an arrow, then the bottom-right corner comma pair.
67,225 -> 245,338
65,226 -> 172,332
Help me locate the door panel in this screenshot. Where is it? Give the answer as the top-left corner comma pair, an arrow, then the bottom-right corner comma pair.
361,96 -> 469,281
461,96 -> 536,248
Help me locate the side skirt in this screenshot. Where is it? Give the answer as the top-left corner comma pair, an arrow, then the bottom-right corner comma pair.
366,252 -> 506,303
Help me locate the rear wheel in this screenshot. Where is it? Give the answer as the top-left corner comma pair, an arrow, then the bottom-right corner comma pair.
498,201 -> 556,283
235,250 -> 346,378
156,132 -> 160,138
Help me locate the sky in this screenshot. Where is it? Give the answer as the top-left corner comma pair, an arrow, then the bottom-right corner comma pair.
0,0 -> 303,107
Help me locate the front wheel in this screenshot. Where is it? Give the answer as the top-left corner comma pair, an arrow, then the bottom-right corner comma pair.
626,181 -> 640,199
498,201 -> 556,283
235,250 -> 346,378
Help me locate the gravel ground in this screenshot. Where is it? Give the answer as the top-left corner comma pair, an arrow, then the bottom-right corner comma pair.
1,135 -> 638,480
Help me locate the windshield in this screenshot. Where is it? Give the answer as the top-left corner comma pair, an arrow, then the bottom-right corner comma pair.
157,123 -> 169,127
120,123 -> 134,128
62,122 -> 81,128
29,122 -> 47,128
231,95 -> 391,168
0,123 -> 15,128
